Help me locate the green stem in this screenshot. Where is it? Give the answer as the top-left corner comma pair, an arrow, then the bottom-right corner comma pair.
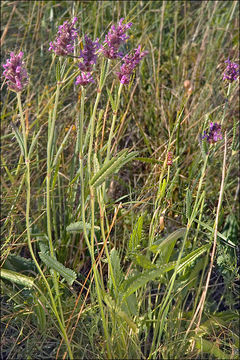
17,93 -> 73,359
149,152 -> 209,359
90,186 -> 112,358
46,81 -> 65,326
106,82 -> 123,162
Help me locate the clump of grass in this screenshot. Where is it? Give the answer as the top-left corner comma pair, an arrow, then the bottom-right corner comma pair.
1,1 -> 239,359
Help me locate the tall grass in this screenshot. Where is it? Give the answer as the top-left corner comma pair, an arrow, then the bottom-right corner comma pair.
1,1 -> 239,359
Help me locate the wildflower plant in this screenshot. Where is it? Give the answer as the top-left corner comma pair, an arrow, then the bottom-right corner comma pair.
2,16 -> 147,360
2,3 -> 238,360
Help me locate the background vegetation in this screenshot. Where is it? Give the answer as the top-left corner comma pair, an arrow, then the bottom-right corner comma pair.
1,1 -> 239,359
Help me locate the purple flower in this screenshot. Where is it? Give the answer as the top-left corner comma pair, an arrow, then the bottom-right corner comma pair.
202,122 -> 222,144
49,17 -> 78,56
117,45 -> 148,85
101,18 -> 132,59
78,35 -> 100,72
223,59 -> 239,82
75,72 -> 94,87
2,51 -> 28,92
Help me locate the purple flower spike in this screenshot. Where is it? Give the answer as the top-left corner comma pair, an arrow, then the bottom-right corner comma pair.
78,35 -> 100,72
2,51 -> 28,92
101,18 -> 132,59
202,122 -> 222,144
75,72 -> 94,87
223,59 -> 239,82
49,17 -> 78,56
117,45 -> 148,85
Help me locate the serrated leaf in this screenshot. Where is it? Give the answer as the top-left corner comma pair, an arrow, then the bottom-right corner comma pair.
3,254 -> 36,273
90,150 -> 138,187
39,252 -> 76,285
109,248 -> 123,288
66,221 -> 100,232
1,268 -> 34,288
128,215 -> 143,253
121,244 -> 208,301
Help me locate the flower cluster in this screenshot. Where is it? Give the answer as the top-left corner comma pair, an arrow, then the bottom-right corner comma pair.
75,72 -> 94,86
76,35 -> 100,87
78,35 -> 100,72
202,122 -> 222,144
117,45 -> 148,84
2,51 -> 28,92
223,59 -> 239,82
49,17 -> 78,56
167,152 -> 173,166
101,18 -> 132,59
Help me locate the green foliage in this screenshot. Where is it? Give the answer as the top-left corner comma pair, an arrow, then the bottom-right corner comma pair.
0,269 -> 34,288
90,149 -> 138,187
39,245 -> 77,286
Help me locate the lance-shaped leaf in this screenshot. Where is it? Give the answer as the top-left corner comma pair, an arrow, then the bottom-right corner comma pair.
10,123 -> 25,157
66,221 -> 100,232
90,149 -> 138,187
121,244 -> 209,301
150,228 -> 187,253
1,268 -> 34,288
39,251 -> 77,285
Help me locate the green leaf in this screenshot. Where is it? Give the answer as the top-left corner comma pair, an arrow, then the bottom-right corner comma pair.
150,228 -> 187,253
3,254 -> 36,273
194,337 -> 231,359
1,268 -> 34,288
52,125 -> 73,168
10,123 -> 25,157
106,87 -> 116,112
185,188 -> 192,219
109,248 -> 123,289
90,149 -> 138,187
28,126 -> 43,159
128,214 -> 144,253
135,254 -> 156,269
103,293 -> 138,333
194,219 -> 236,248
121,244 -> 209,301
39,252 -> 77,286
33,294 -> 46,332
66,221 -> 100,232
